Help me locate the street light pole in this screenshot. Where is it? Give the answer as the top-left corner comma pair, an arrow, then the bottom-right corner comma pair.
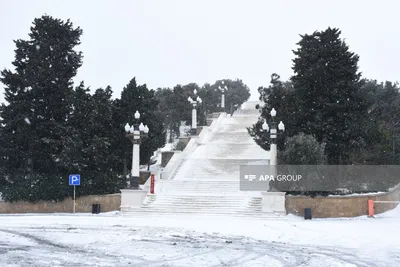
218,81 -> 228,113
188,89 -> 202,135
261,108 -> 285,176
124,110 -> 149,189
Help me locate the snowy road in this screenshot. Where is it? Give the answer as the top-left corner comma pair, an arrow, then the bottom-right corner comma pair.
0,212 -> 399,266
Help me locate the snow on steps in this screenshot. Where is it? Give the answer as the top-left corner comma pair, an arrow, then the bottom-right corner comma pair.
123,194 -> 283,218
191,143 -> 268,160
133,101 -> 280,217
160,113 -> 225,181
205,131 -> 259,144
171,159 -> 268,181
121,210 -> 284,218
157,180 -> 259,195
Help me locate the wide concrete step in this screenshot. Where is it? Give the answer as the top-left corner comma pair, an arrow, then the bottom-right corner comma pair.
190,144 -> 268,160
205,132 -> 258,144
141,207 -> 263,213
150,195 -> 254,201
158,180 -> 240,188
122,209 -> 284,218
157,189 -> 244,194
157,178 -> 265,195
142,196 -> 262,211
139,209 -> 261,215
145,201 -> 253,207
155,193 -> 262,197
149,199 -> 247,204
215,123 -> 252,133
142,206 -> 261,212
121,211 -> 283,218
178,159 -> 268,169
140,202 -> 260,209
171,159 -> 268,180
145,201 -> 262,206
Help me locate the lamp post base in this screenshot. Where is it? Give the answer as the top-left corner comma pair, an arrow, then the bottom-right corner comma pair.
190,128 -> 197,135
120,189 -> 147,212
128,176 -> 140,189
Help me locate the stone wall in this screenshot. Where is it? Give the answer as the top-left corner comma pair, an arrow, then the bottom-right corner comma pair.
161,151 -> 175,167
196,126 -> 203,135
140,171 -> 151,184
0,193 -> 121,214
176,136 -> 191,151
286,184 -> 400,218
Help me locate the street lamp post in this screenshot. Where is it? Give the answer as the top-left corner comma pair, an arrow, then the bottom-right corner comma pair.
124,110 -> 149,189
261,108 -> 285,171
188,89 -> 202,135
218,81 -> 228,113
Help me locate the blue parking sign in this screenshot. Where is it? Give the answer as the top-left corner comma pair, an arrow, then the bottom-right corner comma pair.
69,174 -> 80,186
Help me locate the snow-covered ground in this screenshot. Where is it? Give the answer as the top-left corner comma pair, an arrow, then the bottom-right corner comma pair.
1,207 -> 399,266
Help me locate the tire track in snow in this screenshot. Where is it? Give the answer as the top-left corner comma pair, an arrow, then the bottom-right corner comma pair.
1,226 -> 397,266
0,228 -> 152,266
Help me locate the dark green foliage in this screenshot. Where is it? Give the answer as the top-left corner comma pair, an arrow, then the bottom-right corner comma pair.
115,78 -> 166,170
224,79 -> 251,111
291,28 -> 367,164
350,80 -> 400,164
201,79 -> 251,113
251,28 -> 381,165
248,74 -> 298,151
197,83 -> 219,116
67,85 -> 124,196
155,84 -> 193,140
249,27 -> 400,196
0,15 -> 82,202
0,14 -> 253,202
155,79 -> 251,140
278,133 -> 327,165
154,88 -> 175,142
271,133 -> 327,196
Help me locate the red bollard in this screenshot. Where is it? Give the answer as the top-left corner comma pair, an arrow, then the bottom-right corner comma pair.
150,174 -> 155,194
368,199 -> 374,217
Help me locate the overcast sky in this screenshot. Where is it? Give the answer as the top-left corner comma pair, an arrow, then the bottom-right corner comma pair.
1,0 -> 399,104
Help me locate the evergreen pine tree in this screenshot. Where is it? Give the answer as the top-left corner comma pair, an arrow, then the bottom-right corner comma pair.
155,88 -> 175,142
171,84 -> 192,136
0,15 -> 82,202
291,27 -> 367,164
223,79 -> 251,110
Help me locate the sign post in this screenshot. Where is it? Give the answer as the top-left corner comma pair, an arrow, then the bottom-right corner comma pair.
69,174 -> 81,213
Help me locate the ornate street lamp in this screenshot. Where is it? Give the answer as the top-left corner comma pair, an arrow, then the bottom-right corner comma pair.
188,89 -> 202,135
124,110 -> 149,189
218,81 -> 228,112
261,108 -> 285,167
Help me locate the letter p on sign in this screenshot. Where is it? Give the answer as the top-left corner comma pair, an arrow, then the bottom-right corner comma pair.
69,174 -> 81,186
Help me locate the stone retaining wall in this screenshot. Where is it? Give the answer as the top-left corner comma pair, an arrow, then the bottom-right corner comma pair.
0,194 -> 121,214
285,185 -> 400,218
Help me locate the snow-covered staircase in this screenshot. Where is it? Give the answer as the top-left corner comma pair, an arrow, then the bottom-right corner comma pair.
124,101 -> 284,217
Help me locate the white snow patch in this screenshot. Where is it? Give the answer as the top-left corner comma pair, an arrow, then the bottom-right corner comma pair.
375,202 -> 400,218
0,213 -> 398,266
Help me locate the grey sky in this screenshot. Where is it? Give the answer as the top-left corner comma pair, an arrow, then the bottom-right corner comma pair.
1,0 -> 399,104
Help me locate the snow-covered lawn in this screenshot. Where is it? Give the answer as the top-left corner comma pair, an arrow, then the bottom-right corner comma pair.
0,208 -> 399,267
